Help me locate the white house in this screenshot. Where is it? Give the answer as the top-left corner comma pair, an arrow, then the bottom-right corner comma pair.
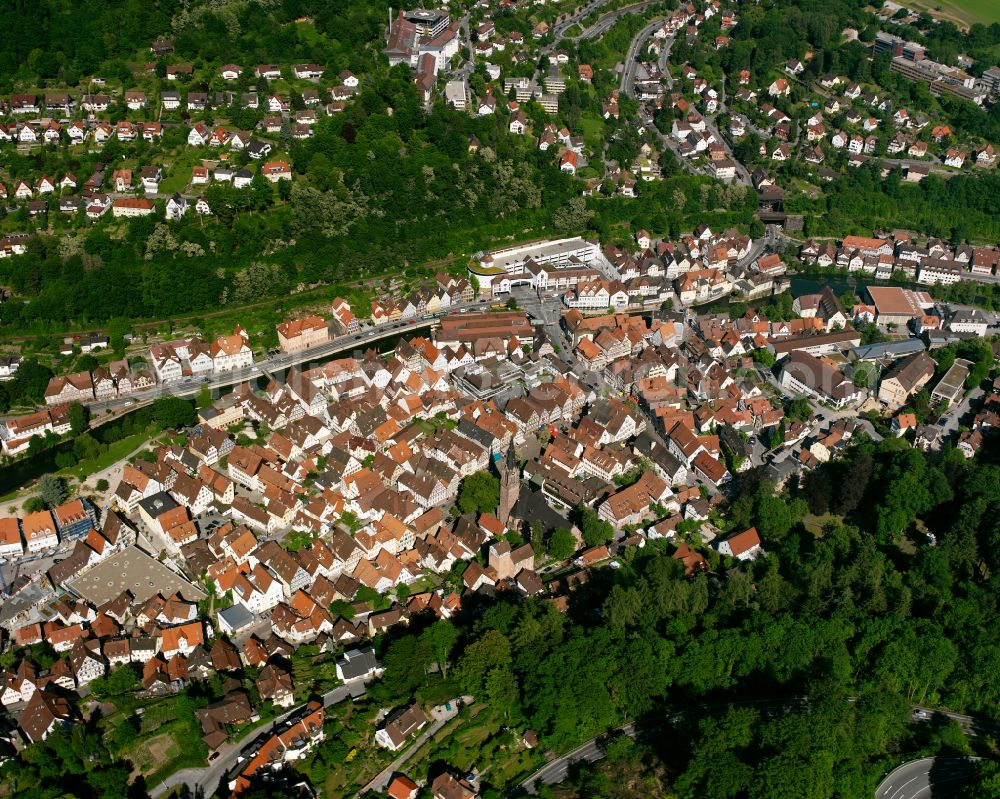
717,526 -> 764,561
211,326 -> 253,371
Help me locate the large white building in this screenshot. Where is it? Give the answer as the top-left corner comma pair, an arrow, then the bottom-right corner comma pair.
444,79 -> 467,109
945,307 -> 989,336
211,326 -> 253,372
469,237 -> 604,296
111,198 -> 155,218
917,258 -> 964,286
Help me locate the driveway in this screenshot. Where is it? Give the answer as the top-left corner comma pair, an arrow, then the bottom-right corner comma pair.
936,385 -> 984,438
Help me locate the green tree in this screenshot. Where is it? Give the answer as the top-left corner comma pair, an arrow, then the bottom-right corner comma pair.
752,348 -> 776,368
530,520 -> 547,557
195,384 -> 213,409
787,397 -> 812,421
457,471 -> 500,515
37,474 -> 68,508
578,506 -> 614,547
548,527 -> 577,560
144,395 -> 196,429
420,620 -> 459,679
383,635 -> 432,695
457,629 -> 512,696
23,496 -> 46,513
68,401 -> 87,435
76,354 -> 98,372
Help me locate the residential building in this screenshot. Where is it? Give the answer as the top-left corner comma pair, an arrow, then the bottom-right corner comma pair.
779,351 -> 863,408
877,351 -> 935,407
717,526 -> 764,561
375,703 -> 428,751
277,316 -> 330,353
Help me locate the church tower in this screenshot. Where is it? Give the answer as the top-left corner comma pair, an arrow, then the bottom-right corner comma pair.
497,440 -> 519,526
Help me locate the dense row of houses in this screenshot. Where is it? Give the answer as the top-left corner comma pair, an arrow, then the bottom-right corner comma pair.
800,231 -> 1000,286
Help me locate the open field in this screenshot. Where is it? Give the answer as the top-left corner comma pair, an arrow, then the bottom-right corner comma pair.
128,731 -> 180,778
904,0 -> 1000,28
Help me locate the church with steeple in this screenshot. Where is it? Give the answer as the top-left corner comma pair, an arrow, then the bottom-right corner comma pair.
497,440 -> 519,527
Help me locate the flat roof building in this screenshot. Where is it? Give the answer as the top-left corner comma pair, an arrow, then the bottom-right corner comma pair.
930,358 -> 971,406
851,338 -> 926,361
403,8 -> 450,37
867,286 -> 934,327
67,545 -> 206,606
444,79 -> 467,109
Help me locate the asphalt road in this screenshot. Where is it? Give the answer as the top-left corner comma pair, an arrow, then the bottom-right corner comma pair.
519,703 -> 998,795
543,0 -> 616,52
702,111 -> 752,186
79,300 -> 489,417
619,27 -> 705,180
619,18 -> 669,97
519,698 -> 810,794
568,0 -> 660,44
875,757 -> 979,799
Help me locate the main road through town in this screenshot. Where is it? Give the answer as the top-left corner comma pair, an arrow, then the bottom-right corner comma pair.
82,301 -> 491,419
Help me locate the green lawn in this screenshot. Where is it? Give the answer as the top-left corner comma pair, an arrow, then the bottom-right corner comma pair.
143,720 -> 209,786
801,512 -> 841,536
579,111 -> 607,152
295,20 -> 322,45
158,158 -> 196,195
104,696 -> 209,786
59,431 -> 150,481
906,0 -> 1000,26
405,573 -> 442,595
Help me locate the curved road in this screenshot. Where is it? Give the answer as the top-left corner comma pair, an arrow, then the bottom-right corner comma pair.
518,702 -> 999,795
619,17 -> 669,96
543,0 -> 614,52
875,757 -> 979,799
567,0 -> 661,44
519,697 -> 809,794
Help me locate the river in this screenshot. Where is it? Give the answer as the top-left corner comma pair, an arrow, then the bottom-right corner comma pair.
788,274 -> 915,299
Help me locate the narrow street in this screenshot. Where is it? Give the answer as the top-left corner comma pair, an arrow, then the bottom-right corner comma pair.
150,681 -> 367,799
354,700 -> 460,797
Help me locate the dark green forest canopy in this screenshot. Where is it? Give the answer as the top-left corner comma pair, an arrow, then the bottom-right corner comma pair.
334,435 -> 1000,798
0,0 -> 391,89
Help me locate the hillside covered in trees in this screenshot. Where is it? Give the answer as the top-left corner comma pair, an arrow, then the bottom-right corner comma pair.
0,0 -> 390,89
0,66 -> 751,330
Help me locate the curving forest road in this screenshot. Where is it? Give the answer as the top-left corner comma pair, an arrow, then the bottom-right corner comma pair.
516,701 -> 998,796
874,756 -> 980,799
